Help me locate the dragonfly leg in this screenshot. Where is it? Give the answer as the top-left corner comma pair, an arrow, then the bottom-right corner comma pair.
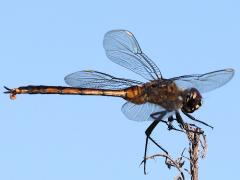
176,112 -> 205,134
182,111 -> 214,129
143,111 -> 168,174
167,116 -> 184,133
151,113 -> 183,132
152,115 -> 184,133
175,112 -> 186,129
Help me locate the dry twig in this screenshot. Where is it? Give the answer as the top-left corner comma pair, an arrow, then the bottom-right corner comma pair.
144,122 -> 208,180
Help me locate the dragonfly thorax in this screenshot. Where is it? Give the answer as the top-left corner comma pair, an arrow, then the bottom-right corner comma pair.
181,88 -> 202,113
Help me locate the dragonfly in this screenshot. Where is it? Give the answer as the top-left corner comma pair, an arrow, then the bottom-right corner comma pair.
4,30 -> 234,174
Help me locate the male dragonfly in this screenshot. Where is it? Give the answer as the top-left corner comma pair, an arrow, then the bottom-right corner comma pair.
5,30 -> 234,174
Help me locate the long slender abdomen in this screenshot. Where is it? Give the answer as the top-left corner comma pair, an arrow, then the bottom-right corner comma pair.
4,85 -> 127,100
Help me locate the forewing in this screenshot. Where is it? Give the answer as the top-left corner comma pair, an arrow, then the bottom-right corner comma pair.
64,70 -> 143,89
172,69 -> 234,93
103,30 -> 162,81
121,102 -> 174,122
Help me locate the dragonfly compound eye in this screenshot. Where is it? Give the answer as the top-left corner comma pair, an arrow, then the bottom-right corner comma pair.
182,88 -> 202,113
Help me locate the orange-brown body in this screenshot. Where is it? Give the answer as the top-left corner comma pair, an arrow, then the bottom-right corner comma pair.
6,80 -> 184,112
6,86 -> 126,100
124,80 -> 184,111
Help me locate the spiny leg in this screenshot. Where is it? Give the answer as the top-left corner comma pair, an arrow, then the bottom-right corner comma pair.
182,111 -> 214,129
143,111 -> 167,174
176,112 -> 204,134
143,112 -> 187,174
149,112 -> 173,150
167,116 -> 184,133
175,112 -> 185,129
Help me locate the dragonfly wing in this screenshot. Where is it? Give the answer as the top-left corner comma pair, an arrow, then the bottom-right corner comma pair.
121,102 -> 174,122
64,70 -> 143,89
103,30 -> 162,81
173,69 -> 234,93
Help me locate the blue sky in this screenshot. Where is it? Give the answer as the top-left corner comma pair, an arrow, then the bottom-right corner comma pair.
0,0 -> 239,179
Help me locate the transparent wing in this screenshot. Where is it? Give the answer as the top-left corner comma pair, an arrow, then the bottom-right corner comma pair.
103,30 -> 162,81
172,69 -> 234,93
121,102 -> 175,122
64,70 -> 143,90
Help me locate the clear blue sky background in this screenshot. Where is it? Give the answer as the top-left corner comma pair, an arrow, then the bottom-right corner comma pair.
0,1 -> 239,179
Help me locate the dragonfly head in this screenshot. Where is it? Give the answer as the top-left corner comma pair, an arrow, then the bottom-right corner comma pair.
182,88 -> 202,113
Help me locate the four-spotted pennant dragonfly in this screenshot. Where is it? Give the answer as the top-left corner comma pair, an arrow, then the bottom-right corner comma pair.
4,30 -> 234,174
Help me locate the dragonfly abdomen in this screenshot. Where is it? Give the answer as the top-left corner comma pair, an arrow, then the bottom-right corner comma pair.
4,85 -> 127,100
124,86 -> 146,104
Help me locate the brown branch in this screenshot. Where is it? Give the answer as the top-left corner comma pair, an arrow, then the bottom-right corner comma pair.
144,123 -> 208,180
184,124 -> 207,180
142,153 -> 185,180
185,125 -> 201,180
